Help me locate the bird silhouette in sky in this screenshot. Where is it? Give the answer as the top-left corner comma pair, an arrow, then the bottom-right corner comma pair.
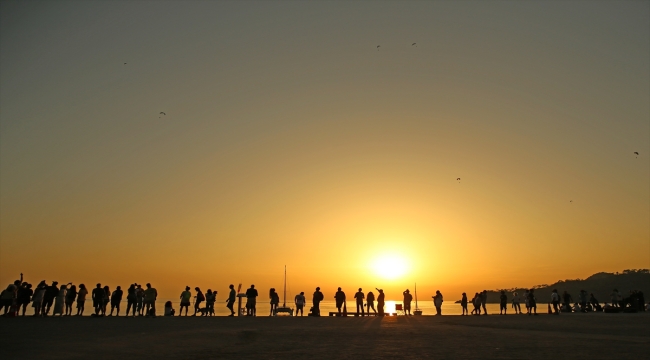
570,200 -> 573,203
159,112 -> 166,118
634,151 -> 639,158
457,178 -> 461,182
377,45 -> 380,50
412,43 -> 417,47
124,63 -> 127,65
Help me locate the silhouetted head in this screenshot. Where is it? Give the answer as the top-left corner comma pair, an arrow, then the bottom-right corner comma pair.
378,289 -> 384,293
96,284 -> 101,288
27,284 -> 33,289
52,281 -> 58,286
103,286 -> 109,292
146,283 -> 151,289
251,285 -> 255,289
316,287 -> 320,291
359,288 -> 362,292
116,286 -> 121,290
436,290 -> 441,295
137,284 -> 141,288
338,287 -> 342,291
229,284 -> 234,289
207,289 -> 212,294
462,292 -> 466,295
501,290 -> 505,294
195,287 -> 200,292
513,292 -> 517,296
405,289 -> 410,293
300,292 -> 304,295
186,286 -> 190,291
79,284 -> 85,289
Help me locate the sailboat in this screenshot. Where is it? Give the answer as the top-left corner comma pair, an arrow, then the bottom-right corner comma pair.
274,265 -> 294,316
413,282 -> 422,315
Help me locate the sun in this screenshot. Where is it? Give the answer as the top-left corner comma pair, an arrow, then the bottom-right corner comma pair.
371,254 -> 409,280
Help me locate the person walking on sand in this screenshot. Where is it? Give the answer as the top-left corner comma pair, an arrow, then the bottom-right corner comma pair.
193,287 -> 205,316
366,291 -> 376,315
205,289 -> 216,316
245,285 -> 258,316
471,293 -> 480,315
269,288 -> 280,316
334,287 -> 346,315
101,286 -> 110,315
403,289 -> 413,316
76,284 -> 88,316
294,292 -> 306,316
92,283 -> 104,316
109,286 -> 123,316
376,288 -> 385,316
524,290 -> 530,314
64,284 -> 76,316
18,283 -> 34,317
512,292 -> 521,314
460,293 -> 468,315
354,288 -> 365,316
579,290 -> 588,312
562,291 -> 573,312
480,290 -> 487,315
135,284 -> 145,316
432,290 -> 443,315
126,284 -> 137,317
143,283 -> 157,317
227,284 -> 236,316
312,287 -> 324,316
499,290 -> 508,315
42,281 -> 59,316
180,286 -> 192,316
527,289 -> 537,315
551,289 -> 560,315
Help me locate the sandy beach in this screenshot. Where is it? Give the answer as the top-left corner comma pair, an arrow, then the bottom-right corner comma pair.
1,313 -> 648,359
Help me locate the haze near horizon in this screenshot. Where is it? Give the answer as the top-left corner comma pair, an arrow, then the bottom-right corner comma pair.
1,0 -> 648,300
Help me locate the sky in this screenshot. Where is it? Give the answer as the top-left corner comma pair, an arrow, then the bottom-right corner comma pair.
1,0 -> 648,301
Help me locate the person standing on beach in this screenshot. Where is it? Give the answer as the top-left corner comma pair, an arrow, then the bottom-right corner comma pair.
402,289 -> 413,316
126,284 -> 137,316
135,284 -> 145,316
205,289 -> 216,316
499,290 -> 508,315
524,290 -> 530,314
180,286 -> 192,316
193,287 -> 205,316
354,288 -> 365,316
92,283 -> 104,315
32,283 -> 45,317
64,284 -> 76,316
480,290 -> 488,315
101,286 -> 110,315
527,289 -> 537,315
17,283 -> 33,316
76,284 -> 87,316
227,284 -> 236,316
512,292 -> 521,314
376,288 -> 385,316
366,291 -> 376,315
42,281 -> 59,316
579,290 -> 588,312
143,283 -> 157,316
294,292 -> 306,316
433,290 -> 443,315
550,289 -> 560,315
312,287 -> 324,316
334,287 -> 346,315
460,293 -> 468,315
562,291 -> 573,312
269,288 -> 280,316
245,285 -> 258,316
471,293 -> 480,315
109,286 -> 123,316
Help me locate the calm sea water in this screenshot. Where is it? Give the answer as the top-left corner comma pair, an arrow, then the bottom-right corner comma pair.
15,299 -> 515,316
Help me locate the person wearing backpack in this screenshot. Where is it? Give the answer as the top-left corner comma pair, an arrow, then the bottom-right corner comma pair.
193,287 -> 205,316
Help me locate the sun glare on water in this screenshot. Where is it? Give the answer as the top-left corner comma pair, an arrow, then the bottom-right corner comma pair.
372,254 -> 409,280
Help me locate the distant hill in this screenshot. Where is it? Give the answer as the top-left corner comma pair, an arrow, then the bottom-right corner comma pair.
480,269 -> 649,304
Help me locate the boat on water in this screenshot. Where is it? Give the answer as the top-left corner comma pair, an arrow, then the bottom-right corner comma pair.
414,283 -> 422,315
274,265 -> 293,316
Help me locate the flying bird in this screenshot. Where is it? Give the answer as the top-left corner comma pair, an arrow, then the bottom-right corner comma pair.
160,112 -> 166,115
634,151 -> 639,157
377,45 -> 380,50
124,63 -> 127,65
412,43 -> 417,46
456,178 -> 461,183
569,200 -> 573,203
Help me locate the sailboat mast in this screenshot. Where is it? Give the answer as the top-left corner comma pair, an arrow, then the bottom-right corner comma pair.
283,265 -> 287,307
415,282 -> 418,308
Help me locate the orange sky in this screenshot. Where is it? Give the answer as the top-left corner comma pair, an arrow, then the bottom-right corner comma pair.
1,1 -> 648,301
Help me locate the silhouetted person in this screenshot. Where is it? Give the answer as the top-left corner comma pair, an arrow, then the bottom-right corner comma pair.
18,283 -> 33,316
472,293 -> 481,315
579,290 -> 588,312
135,284 -> 144,316
527,289 -> 537,315
64,284 -> 76,316
101,286 -> 110,315
42,281 -> 59,316
460,292 -> 468,315
126,284 -> 137,316
180,286 -> 192,316
295,292 -> 306,316
335,287 -> 346,315
480,290 -> 488,315
32,283 -> 46,317
354,288 -> 365,316
500,290 -> 508,315
92,283 -> 104,315
512,292 -> 521,314
193,287 -> 204,316
589,293 -> 600,312
550,289 -> 560,315
245,285 -> 258,316
143,283 -> 157,316
312,287 -> 324,316
269,288 -> 279,316
109,286 -> 123,316
227,284 -> 236,316
366,291 -> 376,315
376,288 -> 385,316
206,289 -> 216,316
562,291 -> 573,312
53,284 -> 67,316
433,290 -> 443,315
403,289 -> 413,315
0,284 -> 16,314
76,284 -> 87,316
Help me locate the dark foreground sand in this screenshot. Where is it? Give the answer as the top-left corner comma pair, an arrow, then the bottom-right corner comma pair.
1,314 -> 649,359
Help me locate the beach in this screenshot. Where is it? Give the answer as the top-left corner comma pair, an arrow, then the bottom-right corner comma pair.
2,313 -> 648,359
